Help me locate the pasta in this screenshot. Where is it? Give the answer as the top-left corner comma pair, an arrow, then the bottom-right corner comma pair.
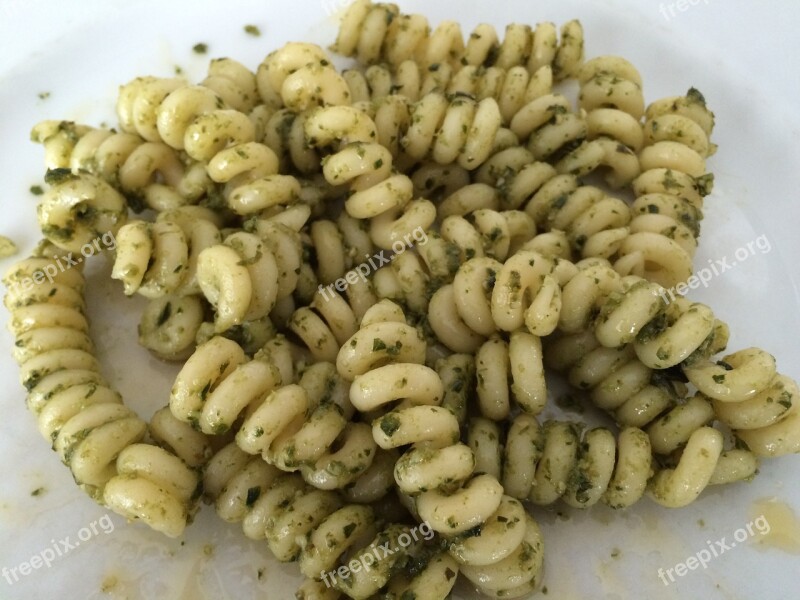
203,441 -> 453,599
554,56 -> 644,188
336,0 -> 582,80
344,60 -> 553,126
31,120 -> 213,212
4,248 -> 199,536
5,3 -> 800,599
36,171 -> 128,253
112,206 -> 222,297
614,88 -> 716,287
138,294 -> 205,360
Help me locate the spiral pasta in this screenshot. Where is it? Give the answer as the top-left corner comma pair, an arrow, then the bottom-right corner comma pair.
170,334 -> 374,489
614,88 -> 716,287
4,249 -> 202,536
36,170 -> 128,254
476,149 -> 632,260
4,253 -> 143,486
302,105 -> 437,250
195,232 -> 285,332
11,5 -> 800,600
237,363 -> 374,490
31,120 -> 213,212
102,442 -> 201,537
554,56 -> 644,188
335,0 -> 582,81
111,206 -> 222,298
256,42 -> 351,110
203,441 -> 450,599
138,294 -> 206,360
344,60 -> 553,126
289,285 -> 374,363
685,348 -> 800,457
301,212 -> 375,288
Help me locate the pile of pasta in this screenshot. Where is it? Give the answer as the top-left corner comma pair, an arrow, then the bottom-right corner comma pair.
5,0 -> 800,597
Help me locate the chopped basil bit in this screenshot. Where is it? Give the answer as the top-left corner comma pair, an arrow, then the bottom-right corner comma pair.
379,414 -> 401,437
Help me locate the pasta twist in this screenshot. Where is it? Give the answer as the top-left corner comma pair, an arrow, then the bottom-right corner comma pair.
335,299 -> 427,381
111,206 -> 222,298
5,250 -> 204,537
149,405 -> 214,468
439,208 -> 536,262
425,249 -> 571,355
554,260 -> 728,369
31,120 -> 213,212
473,415 -> 650,508
203,441 -> 434,599
138,294 -> 206,360
344,59 -> 553,125
401,91 -> 503,169
615,89 -> 716,286
303,105 -> 436,250
204,137 -> 302,216
260,108 -> 322,175
295,545 -> 460,600
373,404 -> 545,596
336,313 -> 544,597
202,57 -> 259,113
4,253 -> 145,493
369,208 -> 520,321
171,336 -> 371,489
335,0 -> 582,82
476,151 -> 632,260
237,364 -> 376,490
301,212 -> 375,288
195,225 -> 304,332
102,442 -> 201,537
194,314 -> 278,356
554,56 -> 644,188
117,74 -> 308,215
326,89 -> 505,172
169,335 -> 278,433
256,42 -> 351,109
371,249 -> 438,315
374,406 -> 545,598
36,170 -> 128,254
289,284 -> 376,363
684,348 -> 800,457
507,94 -> 587,163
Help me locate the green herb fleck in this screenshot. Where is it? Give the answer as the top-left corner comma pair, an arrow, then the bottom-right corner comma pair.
245,486 -> 261,506
379,414 -> 401,437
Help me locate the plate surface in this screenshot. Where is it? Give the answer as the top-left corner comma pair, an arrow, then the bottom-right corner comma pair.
1,1 -> 799,599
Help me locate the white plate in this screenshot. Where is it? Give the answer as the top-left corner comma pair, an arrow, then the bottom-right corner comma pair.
1,1 -> 799,599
